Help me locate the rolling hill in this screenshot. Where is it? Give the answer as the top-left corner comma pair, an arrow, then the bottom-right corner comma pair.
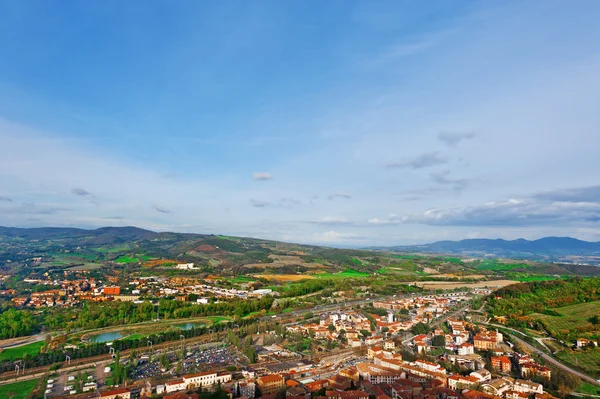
370,237 -> 600,264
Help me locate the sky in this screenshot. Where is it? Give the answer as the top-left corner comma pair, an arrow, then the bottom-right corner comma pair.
1,1 -> 600,246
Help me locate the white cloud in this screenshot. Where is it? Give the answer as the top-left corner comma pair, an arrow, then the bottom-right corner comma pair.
253,172 -> 273,181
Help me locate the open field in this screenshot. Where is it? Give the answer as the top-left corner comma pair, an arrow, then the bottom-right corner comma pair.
406,279 -> 517,290
143,259 -> 177,267
67,263 -> 103,271
555,348 -> 600,376
578,382 -> 600,395
474,259 -> 531,271
0,341 -> 44,361
315,269 -> 370,279
255,274 -> 315,281
0,379 -> 38,399
114,255 -> 139,263
532,301 -> 600,336
244,254 -> 328,270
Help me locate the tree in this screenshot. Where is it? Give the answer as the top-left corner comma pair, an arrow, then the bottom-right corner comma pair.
432,335 -> 446,347
411,322 -> 429,335
328,323 -> 336,332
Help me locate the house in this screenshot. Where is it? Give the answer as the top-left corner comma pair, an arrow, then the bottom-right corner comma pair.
521,362 -> 551,379
513,379 -> 543,394
183,371 -> 232,388
491,356 -> 512,373
447,374 -> 479,390
165,379 -> 187,393
474,335 -> 496,351
257,374 -> 286,395
458,343 -> 474,356
482,378 -> 514,396
506,391 -> 528,399
325,390 -> 369,399
470,370 -> 492,382
99,388 -> 131,399
576,338 -> 597,348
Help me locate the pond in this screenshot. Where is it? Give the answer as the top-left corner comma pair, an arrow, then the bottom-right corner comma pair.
175,322 -> 206,331
89,331 -> 124,343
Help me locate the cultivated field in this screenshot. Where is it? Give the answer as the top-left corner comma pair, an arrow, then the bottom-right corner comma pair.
255,274 -> 315,281
532,301 -> 600,336
406,280 -> 517,290
244,254 -> 327,270
556,348 -> 600,376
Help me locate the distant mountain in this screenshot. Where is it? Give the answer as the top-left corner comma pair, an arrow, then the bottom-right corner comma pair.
0,226 -> 157,244
369,237 -> 600,261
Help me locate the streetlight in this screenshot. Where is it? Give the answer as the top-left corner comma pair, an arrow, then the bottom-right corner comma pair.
66,355 -> 71,365
147,340 -> 153,353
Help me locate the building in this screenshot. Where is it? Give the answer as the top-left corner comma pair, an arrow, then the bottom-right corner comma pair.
521,362 -> 551,379
473,335 -> 496,351
491,356 -> 512,373
182,371 -> 232,389
458,343 -> 474,355
448,375 -> 479,390
165,379 -> 187,393
257,374 -> 286,395
103,286 -> 121,296
100,388 -> 131,399
513,379 -> 543,394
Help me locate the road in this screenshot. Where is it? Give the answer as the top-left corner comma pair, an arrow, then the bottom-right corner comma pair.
482,322 -> 600,387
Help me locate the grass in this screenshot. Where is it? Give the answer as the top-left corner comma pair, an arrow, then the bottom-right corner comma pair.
444,257 -> 463,264
556,348 -> 600,376
475,259 -> 531,271
577,382 -> 600,395
0,379 -> 38,399
114,255 -> 138,263
506,272 -> 559,282
229,276 -> 255,283
533,300 -> 600,336
315,268 -> 370,279
206,316 -> 231,324
121,333 -> 145,341
0,341 -> 44,361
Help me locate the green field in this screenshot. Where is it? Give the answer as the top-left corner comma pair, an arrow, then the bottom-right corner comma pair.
67,263 -> 103,271
577,382 -> 600,395
114,255 -> 139,263
206,316 -> 231,324
475,259 -> 530,271
0,379 -> 38,399
121,333 -> 145,341
315,268 -> 370,279
556,348 -> 600,376
444,257 -> 463,264
229,276 -> 255,283
0,341 -> 44,361
506,273 -> 559,282
533,300 -> 600,336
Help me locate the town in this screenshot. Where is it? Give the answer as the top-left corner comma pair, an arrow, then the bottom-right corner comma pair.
2,288 -> 586,399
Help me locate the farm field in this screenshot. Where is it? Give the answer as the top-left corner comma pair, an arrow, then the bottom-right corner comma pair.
114,255 -> 138,263
474,259 -> 531,271
577,382 -> 600,395
0,341 -> 44,361
555,348 -> 600,376
255,274 -> 314,281
532,300 -> 600,336
406,279 -> 517,290
0,379 -> 38,399
314,269 -> 370,279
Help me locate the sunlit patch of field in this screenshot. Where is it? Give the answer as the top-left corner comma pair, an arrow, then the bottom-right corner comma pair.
255,274 -> 315,281
406,279 -> 517,290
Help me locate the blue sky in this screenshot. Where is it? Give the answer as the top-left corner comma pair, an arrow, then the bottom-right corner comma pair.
1,1 -> 600,245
